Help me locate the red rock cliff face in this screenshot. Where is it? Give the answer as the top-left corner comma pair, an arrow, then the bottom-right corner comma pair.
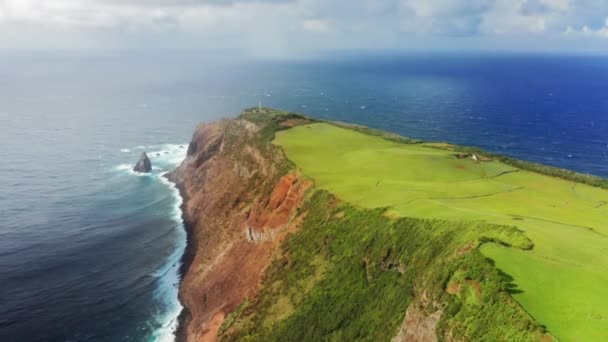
167,118 -> 310,342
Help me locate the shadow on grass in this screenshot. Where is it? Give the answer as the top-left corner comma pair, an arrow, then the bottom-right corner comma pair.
485,258 -> 524,295
498,268 -> 524,295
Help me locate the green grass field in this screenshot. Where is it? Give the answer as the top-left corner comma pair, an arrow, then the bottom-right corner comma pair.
274,122 -> 608,341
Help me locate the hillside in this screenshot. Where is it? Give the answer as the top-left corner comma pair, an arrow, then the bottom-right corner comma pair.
170,108 -> 607,341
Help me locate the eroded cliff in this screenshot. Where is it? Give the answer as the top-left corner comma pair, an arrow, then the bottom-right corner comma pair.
167,111 -> 312,341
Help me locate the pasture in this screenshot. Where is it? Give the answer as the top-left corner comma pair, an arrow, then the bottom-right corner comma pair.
274,122 -> 608,341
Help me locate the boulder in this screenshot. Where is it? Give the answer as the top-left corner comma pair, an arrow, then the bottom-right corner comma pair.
133,152 -> 152,173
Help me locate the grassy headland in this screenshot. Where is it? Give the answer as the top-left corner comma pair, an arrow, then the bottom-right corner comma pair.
271,121 -> 608,341
196,108 -> 608,341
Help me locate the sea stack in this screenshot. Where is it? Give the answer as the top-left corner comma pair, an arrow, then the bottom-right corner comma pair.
133,152 -> 152,173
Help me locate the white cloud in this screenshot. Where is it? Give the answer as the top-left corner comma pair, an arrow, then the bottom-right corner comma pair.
398,0 -> 494,36
565,17 -> 608,38
0,0 -> 608,52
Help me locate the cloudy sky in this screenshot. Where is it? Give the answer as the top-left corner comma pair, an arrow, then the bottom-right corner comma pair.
1,0 -> 607,56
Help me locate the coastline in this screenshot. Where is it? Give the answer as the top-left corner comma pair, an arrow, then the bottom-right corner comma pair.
166,177 -> 195,342
111,143 -> 191,342
147,170 -> 189,342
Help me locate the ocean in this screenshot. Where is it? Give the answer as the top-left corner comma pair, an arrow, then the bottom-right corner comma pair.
1,51 -> 607,341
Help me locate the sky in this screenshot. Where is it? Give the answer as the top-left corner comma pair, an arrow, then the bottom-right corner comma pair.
1,0 -> 608,56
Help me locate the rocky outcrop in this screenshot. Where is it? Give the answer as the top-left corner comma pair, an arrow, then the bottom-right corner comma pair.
133,152 -> 152,173
392,291 -> 442,342
392,304 -> 442,342
167,117 -> 311,342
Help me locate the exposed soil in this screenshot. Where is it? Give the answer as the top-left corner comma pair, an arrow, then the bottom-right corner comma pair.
445,279 -> 481,298
455,241 -> 477,256
279,118 -> 311,128
465,279 -> 482,298
446,282 -> 462,295
247,174 -> 311,236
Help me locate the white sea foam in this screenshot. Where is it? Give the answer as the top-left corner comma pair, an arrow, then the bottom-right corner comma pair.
115,144 -> 187,176
150,171 -> 187,342
120,148 -> 131,153
146,144 -> 188,168
115,164 -> 131,171
151,145 -> 186,342
112,142 -> 187,342
114,164 -> 151,177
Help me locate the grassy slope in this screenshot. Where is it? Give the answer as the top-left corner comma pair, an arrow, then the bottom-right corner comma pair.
273,122 -> 608,341
223,192 -> 545,341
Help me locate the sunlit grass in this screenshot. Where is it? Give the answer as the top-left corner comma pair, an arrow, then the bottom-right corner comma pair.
274,122 -> 608,340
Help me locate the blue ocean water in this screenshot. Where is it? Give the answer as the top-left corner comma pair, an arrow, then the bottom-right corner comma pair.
0,51 -> 607,341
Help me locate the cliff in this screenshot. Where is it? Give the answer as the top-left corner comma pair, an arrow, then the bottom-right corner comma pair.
168,108 -> 556,342
167,110 -> 312,341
